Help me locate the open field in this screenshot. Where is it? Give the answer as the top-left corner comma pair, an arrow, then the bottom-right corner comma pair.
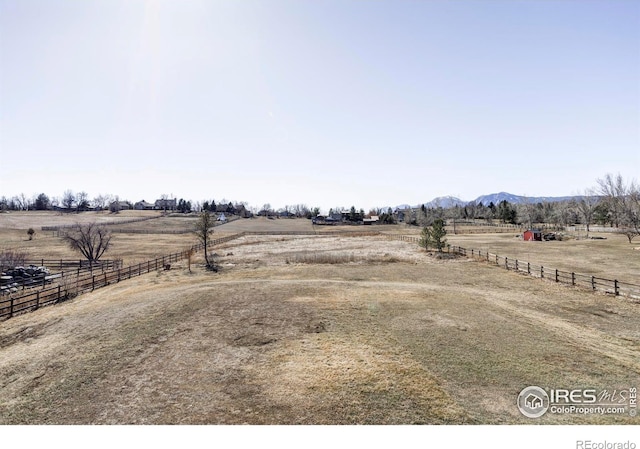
0,210 -> 161,231
447,231 -> 640,282
0,234 -> 638,424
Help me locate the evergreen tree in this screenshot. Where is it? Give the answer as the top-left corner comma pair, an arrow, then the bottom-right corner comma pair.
418,225 -> 432,251
431,218 -> 447,252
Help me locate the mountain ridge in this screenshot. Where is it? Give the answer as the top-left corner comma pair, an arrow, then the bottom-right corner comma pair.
394,192 -> 582,209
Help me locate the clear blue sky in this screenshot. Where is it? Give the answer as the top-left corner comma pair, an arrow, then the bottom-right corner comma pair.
1,0 -> 638,212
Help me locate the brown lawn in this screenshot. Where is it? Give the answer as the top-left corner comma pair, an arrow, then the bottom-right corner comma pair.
0,234 -> 638,425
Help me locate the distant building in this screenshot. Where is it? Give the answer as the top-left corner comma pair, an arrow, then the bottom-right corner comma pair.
363,215 -> 379,225
155,198 -> 177,211
134,200 -> 155,210
523,229 -> 542,241
109,201 -> 131,211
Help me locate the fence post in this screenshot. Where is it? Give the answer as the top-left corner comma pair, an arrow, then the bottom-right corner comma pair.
58,285 -> 61,301
515,259 -> 518,271
36,291 -> 40,310
527,262 -> 530,275
571,272 -> 575,286
591,276 -> 595,290
495,254 -> 498,265
555,269 -> 559,283
92,275 -> 95,291
505,257 -> 508,270
614,280 -> 619,296
541,266 -> 544,279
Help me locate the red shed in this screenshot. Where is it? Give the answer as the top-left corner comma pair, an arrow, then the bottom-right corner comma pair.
523,229 -> 542,241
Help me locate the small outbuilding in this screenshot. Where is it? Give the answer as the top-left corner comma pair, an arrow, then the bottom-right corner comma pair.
523,229 -> 543,241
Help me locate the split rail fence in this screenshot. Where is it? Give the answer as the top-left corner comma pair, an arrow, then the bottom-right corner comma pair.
0,234 -> 243,321
391,234 -> 640,300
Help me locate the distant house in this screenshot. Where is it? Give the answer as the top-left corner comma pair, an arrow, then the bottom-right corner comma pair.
134,200 -> 155,210
313,214 -> 340,225
363,215 -> 379,225
109,201 -> 131,212
235,204 -> 252,218
155,198 -> 177,211
217,213 -> 227,222
523,229 -> 542,241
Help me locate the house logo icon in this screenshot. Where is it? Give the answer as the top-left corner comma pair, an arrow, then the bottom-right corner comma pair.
517,386 -> 550,418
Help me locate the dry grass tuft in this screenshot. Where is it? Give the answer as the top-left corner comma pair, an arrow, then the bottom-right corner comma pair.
285,251 -> 402,265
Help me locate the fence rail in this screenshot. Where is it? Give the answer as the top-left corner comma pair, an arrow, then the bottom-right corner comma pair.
1,258 -> 122,271
0,233 -> 244,321
390,235 -> 640,300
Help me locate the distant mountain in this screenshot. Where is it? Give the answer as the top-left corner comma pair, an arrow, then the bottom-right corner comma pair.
394,192 -> 582,210
422,196 -> 466,208
472,192 -> 580,206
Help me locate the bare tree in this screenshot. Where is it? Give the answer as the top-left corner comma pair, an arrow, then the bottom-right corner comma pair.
12,194 -> 28,211
62,222 -> 112,268
76,191 -> 89,212
575,188 -> 599,236
19,193 -> 30,210
597,173 -> 626,228
597,173 -> 640,242
0,249 -> 27,271
62,190 -> 75,210
194,210 -> 216,270
92,194 -> 111,212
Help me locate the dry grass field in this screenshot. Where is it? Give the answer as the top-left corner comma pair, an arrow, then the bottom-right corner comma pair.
0,211 -> 203,266
0,229 -> 639,424
447,231 -> 640,282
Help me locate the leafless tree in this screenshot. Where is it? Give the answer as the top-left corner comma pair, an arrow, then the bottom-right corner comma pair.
62,222 -> 112,268
62,190 -> 75,210
12,194 -> 28,211
194,210 -> 216,270
159,193 -> 169,213
519,197 -> 537,230
597,173 -> 627,228
76,191 -> 89,212
92,194 -> 110,211
19,193 -> 30,210
597,173 -> 639,242
0,249 -> 27,271
575,188 -> 600,236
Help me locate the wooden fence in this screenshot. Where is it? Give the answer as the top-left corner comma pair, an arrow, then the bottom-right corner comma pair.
1,258 -> 122,271
0,233 -> 243,321
391,235 -> 640,300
